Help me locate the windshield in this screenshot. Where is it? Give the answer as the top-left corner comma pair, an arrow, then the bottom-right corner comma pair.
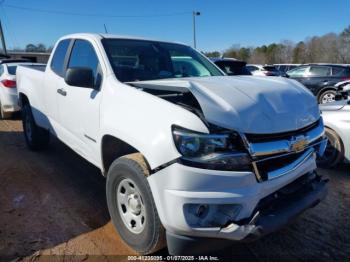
102,39 -> 223,82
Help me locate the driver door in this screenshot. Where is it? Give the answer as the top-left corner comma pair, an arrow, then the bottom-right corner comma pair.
56,39 -> 102,164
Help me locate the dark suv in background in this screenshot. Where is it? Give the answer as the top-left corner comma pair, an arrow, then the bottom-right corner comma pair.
287,64 -> 350,103
211,58 -> 252,75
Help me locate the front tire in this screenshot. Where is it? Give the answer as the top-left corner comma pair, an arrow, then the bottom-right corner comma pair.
22,103 -> 50,150
317,127 -> 344,168
106,153 -> 165,254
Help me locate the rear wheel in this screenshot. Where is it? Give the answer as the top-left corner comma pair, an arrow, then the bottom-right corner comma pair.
318,90 -> 336,104
317,127 -> 344,168
22,103 -> 50,150
0,100 -> 12,119
106,153 -> 165,254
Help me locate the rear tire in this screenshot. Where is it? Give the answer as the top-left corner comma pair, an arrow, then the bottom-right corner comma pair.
318,89 -> 336,104
22,103 -> 50,150
106,153 -> 165,255
0,101 -> 12,119
317,127 -> 344,168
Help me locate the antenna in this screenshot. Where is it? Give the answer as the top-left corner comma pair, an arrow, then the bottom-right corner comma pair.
104,24 -> 108,34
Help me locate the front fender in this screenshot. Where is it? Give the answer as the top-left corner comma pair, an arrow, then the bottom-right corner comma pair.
99,79 -> 209,170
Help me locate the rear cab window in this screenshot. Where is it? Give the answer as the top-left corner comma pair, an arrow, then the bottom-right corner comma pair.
50,39 -> 71,76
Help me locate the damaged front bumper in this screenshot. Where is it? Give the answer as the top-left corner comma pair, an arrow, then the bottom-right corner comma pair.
166,172 -> 328,255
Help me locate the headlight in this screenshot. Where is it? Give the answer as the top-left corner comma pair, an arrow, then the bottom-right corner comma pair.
172,126 -> 251,171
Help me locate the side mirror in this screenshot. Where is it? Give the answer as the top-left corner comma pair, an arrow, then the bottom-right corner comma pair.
65,67 -> 94,88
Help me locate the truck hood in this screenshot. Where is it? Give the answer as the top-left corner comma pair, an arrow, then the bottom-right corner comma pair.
133,76 -> 320,134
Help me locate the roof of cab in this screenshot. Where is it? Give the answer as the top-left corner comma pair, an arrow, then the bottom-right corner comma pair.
59,33 -> 188,46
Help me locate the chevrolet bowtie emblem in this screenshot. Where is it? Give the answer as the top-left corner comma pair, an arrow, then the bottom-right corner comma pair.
290,136 -> 308,152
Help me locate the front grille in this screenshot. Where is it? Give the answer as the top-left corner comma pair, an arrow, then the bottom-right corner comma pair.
245,119 -> 320,143
254,151 -> 305,181
245,118 -> 324,182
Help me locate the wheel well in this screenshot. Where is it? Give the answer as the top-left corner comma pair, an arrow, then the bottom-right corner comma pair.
19,93 -> 29,107
101,135 -> 150,175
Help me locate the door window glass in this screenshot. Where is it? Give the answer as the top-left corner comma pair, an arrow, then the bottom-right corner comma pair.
309,66 -> 331,77
68,40 -> 99,76
332,66 -> 345,76
287,66 -> 308,77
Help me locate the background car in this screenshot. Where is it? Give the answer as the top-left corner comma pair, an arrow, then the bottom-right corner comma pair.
335,80 -> 350,100
246,64 -> 286,76
286,64 -> 350,104
211,58 -> 252,75
0,59 -> 35,119
318,100 -> 350,168
274,64 -> 301,73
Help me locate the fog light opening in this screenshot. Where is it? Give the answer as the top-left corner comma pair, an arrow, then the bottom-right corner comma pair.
196,204 -> 208,218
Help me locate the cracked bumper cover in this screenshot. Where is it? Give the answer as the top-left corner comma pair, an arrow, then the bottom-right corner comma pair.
166,174 -> 328,255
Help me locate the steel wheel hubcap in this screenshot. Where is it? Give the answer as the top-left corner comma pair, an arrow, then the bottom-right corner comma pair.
117,178 -> 146,234
322,93 -> 335,104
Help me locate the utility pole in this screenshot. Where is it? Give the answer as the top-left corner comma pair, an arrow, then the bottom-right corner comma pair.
0,19 -> 7,56
192,11 -> 200,49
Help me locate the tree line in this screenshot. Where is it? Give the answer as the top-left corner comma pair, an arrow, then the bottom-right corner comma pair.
12,43 -> 53,53
12,25 -> 350,63
204,25 -> 350,64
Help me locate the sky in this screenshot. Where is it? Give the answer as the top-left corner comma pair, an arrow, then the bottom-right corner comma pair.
1,0 -> 350,52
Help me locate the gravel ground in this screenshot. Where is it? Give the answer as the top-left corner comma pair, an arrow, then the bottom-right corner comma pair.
0,118 -> 349,261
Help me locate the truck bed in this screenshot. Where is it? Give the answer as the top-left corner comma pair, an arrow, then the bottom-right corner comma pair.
20,64 -> 46,72
17,64 -> 47,121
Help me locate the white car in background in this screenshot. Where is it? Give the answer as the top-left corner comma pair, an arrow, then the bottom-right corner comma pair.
246,64 -> 286,76
335,80 -> 350,100
0,59 -> 39,119
318,100 -> 350,168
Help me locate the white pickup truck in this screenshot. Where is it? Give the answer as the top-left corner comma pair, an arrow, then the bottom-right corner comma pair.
17,33 -> 328,255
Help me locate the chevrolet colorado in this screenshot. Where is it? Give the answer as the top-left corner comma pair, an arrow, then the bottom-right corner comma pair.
17,33 -> 328,255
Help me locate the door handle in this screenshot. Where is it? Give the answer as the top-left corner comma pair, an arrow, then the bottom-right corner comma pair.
57,88 -> 67,96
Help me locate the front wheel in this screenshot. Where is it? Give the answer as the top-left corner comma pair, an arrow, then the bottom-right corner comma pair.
318,90 -> 336,104
22,103 -> 50,150
317,127 -> 344,168
106,153 -> 165,254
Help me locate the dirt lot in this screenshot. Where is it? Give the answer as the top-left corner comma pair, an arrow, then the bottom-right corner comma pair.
0,118 -> 349,261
